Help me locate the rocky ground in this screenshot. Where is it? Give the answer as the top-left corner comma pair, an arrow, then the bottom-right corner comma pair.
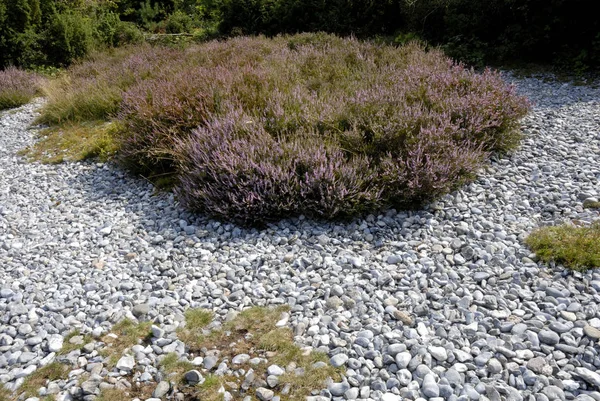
1,74 -> 600,401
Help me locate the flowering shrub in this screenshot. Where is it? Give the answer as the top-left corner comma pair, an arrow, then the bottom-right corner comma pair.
0,67 -> 42,111
37,45 -> 183,124
173,109 -> 383,222
113,35 -> 529,223
42,34 -> 529,224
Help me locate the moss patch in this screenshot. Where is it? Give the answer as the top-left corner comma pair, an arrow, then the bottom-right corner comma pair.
526,221 -> 600,271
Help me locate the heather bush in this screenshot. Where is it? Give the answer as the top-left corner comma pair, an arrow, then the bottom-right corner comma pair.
174,110 -> 383,222
0,67 -> 42,111
113,35 -> 529,223
37,45 -> 183,124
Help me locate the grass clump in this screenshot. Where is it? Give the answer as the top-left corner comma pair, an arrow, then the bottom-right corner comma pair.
59,330 -> 93,355
16,362 -> 69,399
584,201 -> 600,209
177,306 -> 342,400
20,121 -> 120,163
95,388 -> 129,401
159,352 -> 196,382
193,374 -> 228,401
259,327 -> 339,397
177,309 -> 214,345
95,384 -> 154,401
101,319 -> 152,366
0,386 -> 10,401
36,45 -> 183,125
0,67 -> 42,111
525,221 -> 600,271
184,308 -> 214,331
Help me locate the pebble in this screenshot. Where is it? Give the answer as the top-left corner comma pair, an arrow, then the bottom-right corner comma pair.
330,354 -> 349,367
256,387 -> 274,401
184,370 -> 204,385
115,356 -> 134,371
153,381 -> 170,398
583,326 -> 600,339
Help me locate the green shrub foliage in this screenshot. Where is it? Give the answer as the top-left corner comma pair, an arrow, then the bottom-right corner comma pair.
0,0 -> 144,69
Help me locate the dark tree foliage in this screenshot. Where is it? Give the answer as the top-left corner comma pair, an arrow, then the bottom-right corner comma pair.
207,0 -> 600,68
0,0 -> 143,69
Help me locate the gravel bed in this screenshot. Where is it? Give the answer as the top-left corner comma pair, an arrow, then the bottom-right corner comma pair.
1,75 -> 600,401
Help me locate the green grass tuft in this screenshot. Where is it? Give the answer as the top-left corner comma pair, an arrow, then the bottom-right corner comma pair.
17,362 -> 69,399
59,330 -> 93,355
20,121 -> 121,164
184,309 -> 214,331
176,308 -> 214,346
101,319 -> 152,367
159,352 -> 196,382
525,221 -> 600,271
584,201 -> 600,209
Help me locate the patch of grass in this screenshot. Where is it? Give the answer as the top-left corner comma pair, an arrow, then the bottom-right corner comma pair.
0,385 -> 11,401
0,67 -> 42,111
178,306 -> 342,401
101,319 -> 152,367
525,221 -> 600,271
95,384 -> 154,401
37,75 -> 122,125
185,309 -> 214,331
95,387 -> 129,401
36,45 -> 183,125
258,327 -> 339,398
20,121 -> 120,163
223,305 -> 290,336
159,352 -> 195,381
59,330 -> 93,355
177,308 -> 214,346
16,362 -> 69,399
194,374 -> 226,401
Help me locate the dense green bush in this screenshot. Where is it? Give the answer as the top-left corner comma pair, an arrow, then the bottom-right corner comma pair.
0,0 -> 144,69
2,0 -> 598,69
45,11 -> 94,66
164,10 -> 193,33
